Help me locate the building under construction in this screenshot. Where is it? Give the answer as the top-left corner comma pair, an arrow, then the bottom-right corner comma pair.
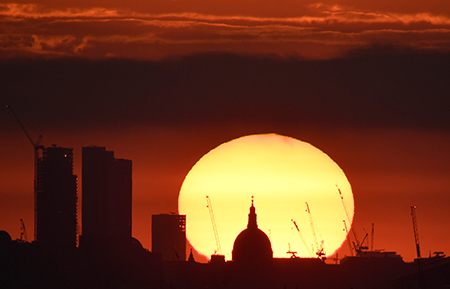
152,214 -> 186,261
36,146 -> 78,248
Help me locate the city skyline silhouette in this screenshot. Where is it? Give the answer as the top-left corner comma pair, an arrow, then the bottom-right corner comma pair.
2,0 -> 450,286
1,148 -> 448,289
2,53 -> 450,262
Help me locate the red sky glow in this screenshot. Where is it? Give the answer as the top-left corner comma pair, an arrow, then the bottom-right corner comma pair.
1,0 -> 450,264
1,1 -> 450,59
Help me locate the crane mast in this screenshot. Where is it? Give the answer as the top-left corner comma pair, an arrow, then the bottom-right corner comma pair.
343,220 -> 354,256
411,206 -> 421,259
6,105 -> 43,241
20,219 -> 28,242
206,196 -> 222,255
305,202 -> 318,252
305,202 -> 325,259
337,186 -> 363,255
371,223 -> 374,251
411,205 -> 425,289
291,219 -> 314,257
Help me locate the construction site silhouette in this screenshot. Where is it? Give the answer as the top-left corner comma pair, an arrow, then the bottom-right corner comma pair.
1,143 -> 450,289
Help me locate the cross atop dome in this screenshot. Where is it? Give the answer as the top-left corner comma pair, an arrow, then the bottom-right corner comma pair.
232,196 -> 273,264
248,196 -> 257,229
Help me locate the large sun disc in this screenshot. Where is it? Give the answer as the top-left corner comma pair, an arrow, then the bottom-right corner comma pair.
178,133 -> 353,261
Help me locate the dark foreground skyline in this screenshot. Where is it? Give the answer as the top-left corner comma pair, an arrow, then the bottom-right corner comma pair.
1,198 -> 449,289
1,50 -> 450,262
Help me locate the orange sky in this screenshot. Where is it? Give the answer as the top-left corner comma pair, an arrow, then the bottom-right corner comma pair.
2,122 -> 450,263
1,0 -> 450,59
1,0 -> 450,264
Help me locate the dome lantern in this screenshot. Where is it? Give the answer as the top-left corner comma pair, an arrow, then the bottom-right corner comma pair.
232,198 -> 273,264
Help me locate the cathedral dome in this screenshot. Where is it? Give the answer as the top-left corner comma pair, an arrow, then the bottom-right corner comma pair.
0,230 -> 12,244
232,199 -> 273,264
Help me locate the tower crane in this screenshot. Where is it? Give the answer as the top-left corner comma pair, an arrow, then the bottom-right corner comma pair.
206,196 -> 222,255
337,186 -> 367,256
411,205 -> 425,289
291,219 -> 314,257
411,206 -> 421,259
286,243 -> 298,258
371,223 -> 374,251
6,105 -> 43,241
342,220 -> 354,257
305,202 -> 325,259
19,219 -> 28,242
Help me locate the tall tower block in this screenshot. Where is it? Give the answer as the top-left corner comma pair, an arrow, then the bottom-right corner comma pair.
36,146 -> 78,248
152,214 -> 186,261
80,147 -> 132,249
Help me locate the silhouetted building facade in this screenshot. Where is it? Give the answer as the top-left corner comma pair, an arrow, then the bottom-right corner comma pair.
80,147 -> 132,249
232,199 -> 273,265
152,214 -> 186,261
36,146 -> 77,248
227,199 -> 281,289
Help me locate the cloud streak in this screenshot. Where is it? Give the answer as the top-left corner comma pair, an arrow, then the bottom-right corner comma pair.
1,3 -> 450,59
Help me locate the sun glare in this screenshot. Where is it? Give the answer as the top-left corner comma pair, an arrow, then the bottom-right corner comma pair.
178,133 -> 353,261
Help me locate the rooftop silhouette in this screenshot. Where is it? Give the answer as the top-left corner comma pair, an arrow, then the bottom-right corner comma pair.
80,146 -> 132,250
36,146 -> 77,249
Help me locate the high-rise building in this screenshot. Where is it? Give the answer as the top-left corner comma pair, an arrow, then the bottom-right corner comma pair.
36,146 -> 78,248
80,147 -> 132,249
152,214 -> 186,261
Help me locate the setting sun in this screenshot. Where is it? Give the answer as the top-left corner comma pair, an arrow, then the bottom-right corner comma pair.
178,133 -> 354,261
